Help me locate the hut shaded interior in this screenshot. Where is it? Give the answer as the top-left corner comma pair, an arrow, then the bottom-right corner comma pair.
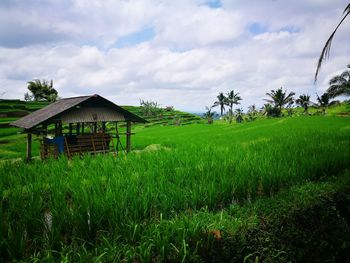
10,94 -> 147,160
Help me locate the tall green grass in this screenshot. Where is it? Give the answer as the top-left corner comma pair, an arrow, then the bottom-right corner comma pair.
0,116 -> 349,261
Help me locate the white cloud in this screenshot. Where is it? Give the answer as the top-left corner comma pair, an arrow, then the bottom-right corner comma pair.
0,0 -> 349,112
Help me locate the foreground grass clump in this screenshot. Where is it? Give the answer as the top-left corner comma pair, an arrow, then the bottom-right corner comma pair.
0,116 -> 350,261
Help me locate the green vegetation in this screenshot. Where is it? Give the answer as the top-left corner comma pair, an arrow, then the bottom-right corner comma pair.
327,64 -> 350,98
25,79 -> 58,102
1,116 -> 350,261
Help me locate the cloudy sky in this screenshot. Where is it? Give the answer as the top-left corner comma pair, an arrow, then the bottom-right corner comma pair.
0,0 -> 349,112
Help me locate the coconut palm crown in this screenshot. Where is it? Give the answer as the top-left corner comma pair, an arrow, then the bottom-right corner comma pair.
327,64 -> 350,98
27,79 -> 58,102
296,94 -> 311,114
316,92 -> 335,114
226,90 -> 242,114
265,87 -> 295,112
213,92 -> 227,116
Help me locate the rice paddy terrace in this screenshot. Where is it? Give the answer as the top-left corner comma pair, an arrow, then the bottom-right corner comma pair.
0,100 -> 350,262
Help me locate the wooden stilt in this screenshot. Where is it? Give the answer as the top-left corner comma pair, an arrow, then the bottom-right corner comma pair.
26,133 -> 32,161
55,122 -> 58,136
82,123 -> 85,134
76,123 -> 80,135
69,123 -> 73,135
126,121 -> 131,153
58,122 -> 63,136
102,122 -> 106,133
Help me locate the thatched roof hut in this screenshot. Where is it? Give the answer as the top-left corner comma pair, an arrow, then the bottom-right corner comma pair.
11,94 -> 147,160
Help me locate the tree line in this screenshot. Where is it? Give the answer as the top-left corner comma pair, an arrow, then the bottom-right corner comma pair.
205,64 -> 350,124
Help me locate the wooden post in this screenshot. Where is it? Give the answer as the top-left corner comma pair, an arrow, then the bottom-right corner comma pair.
58,121 -> 63,136
76,123 -> 80,135
69,123 -> 73,135
126,121 -> 131,153
82,122 -> 85,134
102,122 -> 106,133
55,122 -> 58,136
26,133 -> 32,161
43,123 -> 48,135
94,122 -> 97,133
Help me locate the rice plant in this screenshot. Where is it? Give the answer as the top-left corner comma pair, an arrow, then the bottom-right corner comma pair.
0,116 -> 349,261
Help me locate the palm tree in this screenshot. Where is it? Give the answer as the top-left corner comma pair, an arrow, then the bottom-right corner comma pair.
327,64 -> 350,98
204,106 -> 215,124
27,79 -> 58,102
235,108 -> 244,123
315,3 -> 350,81
213,92 -> 227,116
247,104 -> 258,121
316,92 -> 332,114
296,94 -> 311,114
226,90 -> 242,114
265,87 -> 295,116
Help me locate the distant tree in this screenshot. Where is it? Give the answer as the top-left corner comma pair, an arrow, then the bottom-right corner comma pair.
27,79 -> 58,102
140,99 -> 162,116
213,92 -> 227,116
315,3 -> 350,81
204,106 -> 215,124
235,108 -> 244,123
327,64 -> 350,98
316,92 -> 333,114
265,87 -> 295,116
24,92 -> 33,101
246,104 -> 258,121
226,90 -> 242,114
261,103 -> 272,116
296,94 -> 311,114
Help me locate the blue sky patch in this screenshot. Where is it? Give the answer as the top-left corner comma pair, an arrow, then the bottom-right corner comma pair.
279,25 -> 300,33
205,0 -> 222,8
248,23 -> 268,35
114,27 -> 155,48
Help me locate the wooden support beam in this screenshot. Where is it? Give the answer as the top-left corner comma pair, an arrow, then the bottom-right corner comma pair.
102,122 -> 106,133
126,121 -> 131,153
82,122 -> 85,133
58,121 -> 63,136
26,133 -> 32,161
69,123 -> 73,135
43,123 -> 48,136
55,122 -> 58,136
94,122 -> 97,133
76,123 -> 80,135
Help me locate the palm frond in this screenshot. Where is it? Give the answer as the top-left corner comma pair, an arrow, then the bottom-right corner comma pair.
315,3 -> 350,82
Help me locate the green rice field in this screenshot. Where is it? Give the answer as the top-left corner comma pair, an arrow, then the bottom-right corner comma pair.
1,115 -> 350,262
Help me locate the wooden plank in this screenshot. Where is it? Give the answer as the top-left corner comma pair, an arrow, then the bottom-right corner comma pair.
126,121 -> 131,153
26,133 -> 32,161
91,135 -> 96,153
69,123 -> 73,135
64,137 -> 71,158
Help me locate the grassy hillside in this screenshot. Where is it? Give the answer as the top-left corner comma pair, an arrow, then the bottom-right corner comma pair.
1,116 -> 350,262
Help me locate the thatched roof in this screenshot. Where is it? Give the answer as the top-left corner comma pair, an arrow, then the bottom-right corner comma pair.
10,94 -> 147,130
